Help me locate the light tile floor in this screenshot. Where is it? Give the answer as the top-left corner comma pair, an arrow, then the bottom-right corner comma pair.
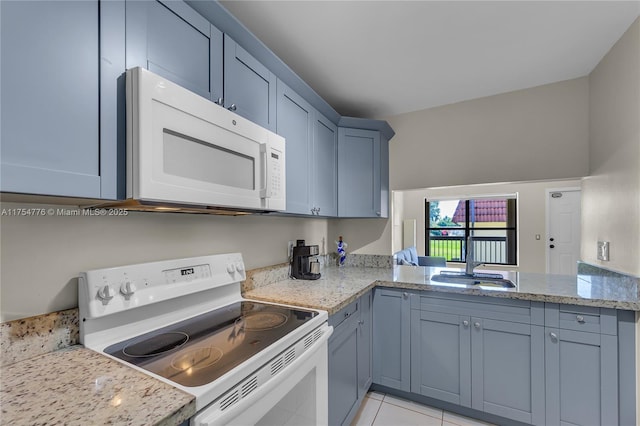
351,392 -> 496,426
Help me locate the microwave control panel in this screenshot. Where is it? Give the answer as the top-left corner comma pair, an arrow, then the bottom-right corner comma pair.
270,150 -> 282,197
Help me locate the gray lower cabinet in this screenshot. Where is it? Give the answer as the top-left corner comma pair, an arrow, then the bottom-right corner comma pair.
372,289 -> 411,391
372,290 -> 631,426
544,304 -> 619,426
328,291 -> 372,426
410,294 -> 545,425
410,309 -> 471,406
470,318 -> 544,424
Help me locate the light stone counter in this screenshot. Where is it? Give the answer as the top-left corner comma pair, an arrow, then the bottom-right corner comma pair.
0,346 -> 195,426
244,265 -> 640,314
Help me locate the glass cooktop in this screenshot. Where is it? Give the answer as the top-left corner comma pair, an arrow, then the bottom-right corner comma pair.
104,301 -> 318,387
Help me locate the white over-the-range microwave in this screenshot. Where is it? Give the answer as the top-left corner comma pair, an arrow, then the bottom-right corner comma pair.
98,67 -> 285,215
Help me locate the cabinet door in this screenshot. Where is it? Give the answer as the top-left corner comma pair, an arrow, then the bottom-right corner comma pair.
126,0 -> 222,101
1,0 -> 101,197
276,80 -> 313,215
545,328 -> 618,426
372,289 -> 410,391
411,310 -> 471,407
328,313 -> 360,426
312,112 -> 338,216
379,134 -> 390,218
224,35 -> 276,132
471,318 -> 544,425
337,128 -> 381,217
357,291 -> 373,397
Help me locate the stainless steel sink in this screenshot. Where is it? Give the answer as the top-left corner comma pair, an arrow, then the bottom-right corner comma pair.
430,271 -> 516,288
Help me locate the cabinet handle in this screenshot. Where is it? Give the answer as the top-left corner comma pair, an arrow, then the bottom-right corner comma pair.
462,320 -> 469,327
215,97 -> 224,106
576,315 -> 585,323
403,292 -> 409,299
474,322 -> 481,329
227,104 -> 237,111
550,332 -> 558,341
376,211 -> 381,216
358,320 -> 365,326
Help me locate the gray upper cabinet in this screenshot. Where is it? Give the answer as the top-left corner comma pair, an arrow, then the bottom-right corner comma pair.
312,113 -> 338,217
277,80 -> 338,216
126,0 -> 223,101
338,127 -> 388,218
224,35 -> 276,132
0,0 -> 117,198
1,0 -> 392,204
372,288 -> 411,391
277,80 -> 313,215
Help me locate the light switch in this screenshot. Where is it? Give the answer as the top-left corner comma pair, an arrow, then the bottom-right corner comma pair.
597,241 -> 610,261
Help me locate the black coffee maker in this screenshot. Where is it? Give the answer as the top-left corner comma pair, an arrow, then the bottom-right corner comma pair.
291,240 -> 321,280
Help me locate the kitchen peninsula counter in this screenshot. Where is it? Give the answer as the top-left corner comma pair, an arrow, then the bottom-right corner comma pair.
0,346 -> 195,426
244,265 -> 640,314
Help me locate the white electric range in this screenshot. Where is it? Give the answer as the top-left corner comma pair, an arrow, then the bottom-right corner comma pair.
79,253 -> 332,425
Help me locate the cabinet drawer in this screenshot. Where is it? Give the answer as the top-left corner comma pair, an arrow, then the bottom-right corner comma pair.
412,292 -> 540,325
545,304 -> 617,335
330,299 -> 359,329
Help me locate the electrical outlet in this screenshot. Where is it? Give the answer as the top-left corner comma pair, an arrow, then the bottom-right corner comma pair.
597,241 -> 610,261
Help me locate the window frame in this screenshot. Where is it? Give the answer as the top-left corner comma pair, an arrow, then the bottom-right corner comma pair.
425,197 -> 518,266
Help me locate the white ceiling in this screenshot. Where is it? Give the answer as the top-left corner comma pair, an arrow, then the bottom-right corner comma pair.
220,1 -> 639,118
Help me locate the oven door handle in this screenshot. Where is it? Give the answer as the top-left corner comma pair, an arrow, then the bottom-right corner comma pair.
192,325 -> 333,426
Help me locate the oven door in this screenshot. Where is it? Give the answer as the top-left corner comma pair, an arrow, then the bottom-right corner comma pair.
192,325 -> 331,426
128,67 -> 285,211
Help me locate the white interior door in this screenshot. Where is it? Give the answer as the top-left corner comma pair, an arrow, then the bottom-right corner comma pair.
547,190 -> 581,275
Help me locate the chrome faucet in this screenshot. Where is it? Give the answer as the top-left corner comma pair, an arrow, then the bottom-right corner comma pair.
465,236 -> 483,275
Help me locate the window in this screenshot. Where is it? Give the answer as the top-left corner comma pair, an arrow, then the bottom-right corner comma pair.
425,196 -> 517,265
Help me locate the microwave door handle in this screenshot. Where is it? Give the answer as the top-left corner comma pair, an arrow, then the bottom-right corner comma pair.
260,144 -> 270,199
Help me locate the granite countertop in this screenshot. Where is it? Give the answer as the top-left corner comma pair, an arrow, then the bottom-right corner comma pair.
244,265 -> 640,314
0,346 -> 196,426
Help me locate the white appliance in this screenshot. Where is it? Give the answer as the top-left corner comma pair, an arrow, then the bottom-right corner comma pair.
99,67 -> 286,214
79,253 -> 331,425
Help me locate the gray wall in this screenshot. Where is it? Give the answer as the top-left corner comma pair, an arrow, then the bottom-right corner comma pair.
332,77 -> 590,256
387,77 -> 589,190
0,204 -> 328,321
583,17 -> 640,277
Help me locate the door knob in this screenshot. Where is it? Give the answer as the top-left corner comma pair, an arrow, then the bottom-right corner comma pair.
550,245 -> 555,249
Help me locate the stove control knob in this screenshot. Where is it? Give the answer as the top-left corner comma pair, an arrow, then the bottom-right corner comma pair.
235,263 -> 245,272
97,285 -> 115,301
120,281 -> 137,296
227,264 -> 235,274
